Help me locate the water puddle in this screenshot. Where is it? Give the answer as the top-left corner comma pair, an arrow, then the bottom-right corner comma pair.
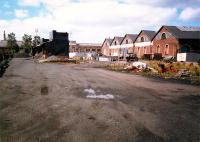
41,85 -> 49,96
84,88 -> 114,100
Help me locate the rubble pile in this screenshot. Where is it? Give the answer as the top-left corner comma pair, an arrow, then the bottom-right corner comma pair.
38,55 -> 76,64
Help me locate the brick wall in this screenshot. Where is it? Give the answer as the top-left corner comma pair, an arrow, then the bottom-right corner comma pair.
152,27 -> 179,57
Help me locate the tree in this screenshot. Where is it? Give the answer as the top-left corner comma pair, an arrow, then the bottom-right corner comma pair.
22,34 -> 32,54
6,32 -> 18,53
32,36 -> 41,47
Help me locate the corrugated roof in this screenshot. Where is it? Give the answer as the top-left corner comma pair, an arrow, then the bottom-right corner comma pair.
152,26 -> 200,40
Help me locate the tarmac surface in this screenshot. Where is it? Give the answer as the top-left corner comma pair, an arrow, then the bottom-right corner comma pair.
0,58 -> 200,142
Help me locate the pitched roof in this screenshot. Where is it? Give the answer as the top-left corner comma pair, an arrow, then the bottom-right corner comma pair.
121,34 -> 138,44
152,26 -> 200,40
142,30 -> 156,40
111,37 -> 124,45
102,38 -> 113,46
134,30 -> 156,42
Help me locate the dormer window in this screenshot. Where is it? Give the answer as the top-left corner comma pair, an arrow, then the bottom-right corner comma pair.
161,33 -> 167,40
114,41 -> 117,45
141,37 -> 144,42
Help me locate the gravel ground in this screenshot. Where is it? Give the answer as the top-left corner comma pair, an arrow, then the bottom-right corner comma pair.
0,58 -> 200,142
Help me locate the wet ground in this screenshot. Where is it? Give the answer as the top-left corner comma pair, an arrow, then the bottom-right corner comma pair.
0,58 -> 200,142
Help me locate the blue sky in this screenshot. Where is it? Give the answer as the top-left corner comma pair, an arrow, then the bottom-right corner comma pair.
0,0 -> 200,42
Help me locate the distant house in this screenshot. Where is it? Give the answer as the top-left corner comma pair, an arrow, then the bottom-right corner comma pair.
152,26 -> 200,61
121,34 -> 138,57
110,37 -> 123,56
134,30 -> 156,58
101,38 -> 113,56
0,40 -> 22,61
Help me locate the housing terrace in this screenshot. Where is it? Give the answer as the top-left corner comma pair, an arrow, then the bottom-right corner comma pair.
121,34 -> 137,54
110,37 -> 123,56
101,38 -> 113,56
134,30 -> 156,58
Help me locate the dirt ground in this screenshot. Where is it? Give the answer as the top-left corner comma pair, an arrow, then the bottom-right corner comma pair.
0,58 -> 200,142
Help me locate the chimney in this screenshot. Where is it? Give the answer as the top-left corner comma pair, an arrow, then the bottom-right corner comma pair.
3,31 -> 6,40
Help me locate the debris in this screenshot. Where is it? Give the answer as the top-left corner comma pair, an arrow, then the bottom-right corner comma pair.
132,61 -> 148,70
124,64 -> 133,70
84,88 -> 95,94
158,63 -> 167,73
148,67 -> 158,73
163,56 -> 174,62
175,69 -> 190,78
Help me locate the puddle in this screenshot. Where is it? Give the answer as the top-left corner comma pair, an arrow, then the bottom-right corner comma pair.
84,88 -> 114,100
41,86 -> 49,96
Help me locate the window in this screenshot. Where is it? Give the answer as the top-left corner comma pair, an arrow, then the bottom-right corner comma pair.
165,44 -> 169,55
126,39 -> 129,44
157,45 -> 160,53
161,33 -> 167,40
114,41 -> 117,45
141,37 -> 144,42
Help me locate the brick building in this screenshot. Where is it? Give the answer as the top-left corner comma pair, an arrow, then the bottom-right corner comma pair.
152,26 -> 200,59
101,38 -> 113,56
134,30 -> 156,58
121,34 -> 138,57
70,41 -> 102,54
110,37 -> 123,56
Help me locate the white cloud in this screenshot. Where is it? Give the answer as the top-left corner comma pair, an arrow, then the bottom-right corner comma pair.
18,0 -> 41,7
179,7 -> 200,21
1,0 -> 177,43
15,9 -> 29,18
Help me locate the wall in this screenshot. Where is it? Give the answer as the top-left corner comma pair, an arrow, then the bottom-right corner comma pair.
152,27 -> 179,58
101,41 -> 111,56
134,31 -> 153,58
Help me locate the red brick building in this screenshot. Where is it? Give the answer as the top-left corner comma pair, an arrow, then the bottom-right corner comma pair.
101,38 -> 113,56
70,41 -> 102,54
134,30 -> 156,58
152,26 -> 200,58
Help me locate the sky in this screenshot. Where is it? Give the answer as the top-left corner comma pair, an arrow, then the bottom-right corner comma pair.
0,0 -> 200,43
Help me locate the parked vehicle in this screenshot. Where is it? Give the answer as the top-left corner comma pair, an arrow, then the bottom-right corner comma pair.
126,53 -> 138,62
